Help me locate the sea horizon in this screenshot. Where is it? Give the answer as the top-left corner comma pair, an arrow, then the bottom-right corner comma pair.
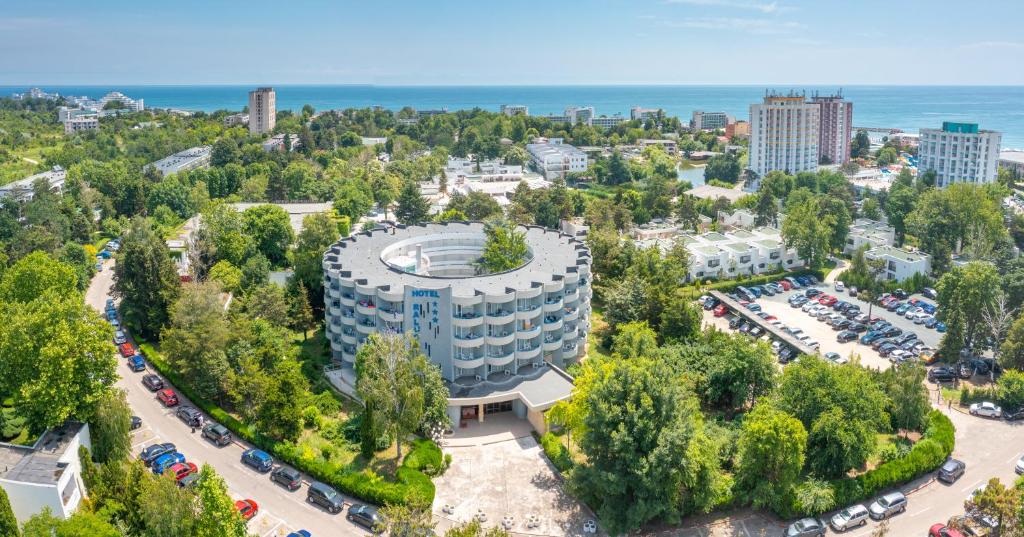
7,84 -> 1024,148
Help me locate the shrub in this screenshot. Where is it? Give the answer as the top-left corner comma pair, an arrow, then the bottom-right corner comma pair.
140,342 -> 436,506
539,432 -> 574,474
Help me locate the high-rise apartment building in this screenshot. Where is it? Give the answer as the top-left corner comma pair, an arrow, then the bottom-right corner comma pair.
918,122 -> 1001,187
748,92 -> 820,177
811,93 -> 852,165
691,111 -> 732,131
247,87 -> 276,135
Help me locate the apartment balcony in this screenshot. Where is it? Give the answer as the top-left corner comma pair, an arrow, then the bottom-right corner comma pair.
452,355 -> 485,369
516,305 -> 542,320
543,316 -> 563,332
515,345 -> 541,360
543,297 -> 564,312
485,351 -> 515,367
452,313 -> 484,328
355,301 -> 377,316
542,337 -> 562,352
377,308 -> 404,323
355,320 -> 377,335
486,309 -> 515,324
339,293 -> 355,307
486,331 -> 515,346
563,306 -> 579,322
563,288 -> 579,303
453,333 -> 484,349
516,324 -> 542,338
341,350 -> 356,364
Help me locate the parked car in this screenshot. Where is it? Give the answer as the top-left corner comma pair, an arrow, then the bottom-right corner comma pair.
118,342 -> 136,358
202,424 -> 232,446
152,452 -> 186,475
785,518 -> 825,537
128,354 -> 145,372
139,443 -> 176,466
157,389 -> 179,407
113,330 -> 127,345
778,279 -> 793,291
938,458 -> 966,483
860,332 -> 884,344
241,448 -> 274,472
925,317 -> 940,329
169,462 -> 199,482
176,406 -> 202,427
130,416 -> 142,430
882,326 -> 903,338
830,504 -> 869,532
833,319 -> 852,331
713,304 -> 729,317
923,287 -> 938,299
178,472 -> 201,489
272,466 -> 303,491
928,524 -> 966,537
728,316 -> 743,329
837,330 -> 858,343
835,281 -> 845,292
936,322 -> 947,332
878,344 -> 899,357
868,491 -> 907,520
848,323 -> 868,333
819,295 -> 838,306
347,504 -> 382,529
1016,456 -> 1024,474
236,499 -> 259,521
308,481 -> 345,513
805,288 -> 821,298
893,288 -> 909,299
142,374 -> 164,391
929,366 -> 958,383
805,340 -> 819,350
970,402 -> 1002,418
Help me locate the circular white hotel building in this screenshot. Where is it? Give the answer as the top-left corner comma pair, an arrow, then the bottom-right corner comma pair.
322,221 -> 591,429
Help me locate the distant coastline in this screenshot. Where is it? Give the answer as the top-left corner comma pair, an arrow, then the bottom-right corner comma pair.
5,84 -> 1024,147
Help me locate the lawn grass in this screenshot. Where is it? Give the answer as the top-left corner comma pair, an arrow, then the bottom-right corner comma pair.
587,307 -> 613,361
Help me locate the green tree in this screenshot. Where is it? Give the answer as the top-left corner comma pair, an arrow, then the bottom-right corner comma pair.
240,283 -> 290,326
21,508 -> 120,537
240,253 -> 271,291
288,282 -> 317,340
161,281 -> 231,401
290,212 -> 340,310
807,406 -> 877,477
208,260 -> 243,294
377,505 -> 436,536
795,477 -> 836,516
90,390 -> 133,464
243,204 -> 295,266
881,363 -> 930,435
0,251 -> 79,304
444,519 -> 510,537
936,261 -> 1001,359
446,191 -> 503,221
704,154 -> 741,183
610,321 -> 659,360
659,289 -> 703,344
876,147 -> 898,166
734,404 -> 807,513
0,486 -> 17,537
996,369 -> 1024,412
1001,313 -> 1024,370
967,478 -> 1019,531
113,217 -> 181,340
194,464 -> 248,537
479,220 -> 528,273
851,130 -> 871,159
394,179 -> 431,225
138,469 -> 198,537
754,189 -> 777,227
782,197 -> 833,267
257,358 -> 308,441
884,181 -> 916,244
861,198 -> 882,221
355,333 -> 428,460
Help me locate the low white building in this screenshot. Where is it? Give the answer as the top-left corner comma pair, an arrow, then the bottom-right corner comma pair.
224,113 -> 249,127
844,218 -> 895,254
428,157 -> 551,210
63,116 -> 98,135
361,137 -> 387,147
591,115 -> 628,128
717,209 -> 756,229
631,107 -> 663,122
500,105 -> 528,116
0,422 -> 91,524
638,139 -> 678,154
146,146 -> 212,177
262,133 -> 301,152
865,245 -> 931,281
526,139 -> 588,180
639,227 -> 804,281
0,166 -> 66,202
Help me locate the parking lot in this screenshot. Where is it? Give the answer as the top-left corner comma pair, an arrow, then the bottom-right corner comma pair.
704,276 -> 944,370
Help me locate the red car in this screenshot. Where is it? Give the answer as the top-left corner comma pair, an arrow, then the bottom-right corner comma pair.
818,295 -> 837,306
157,389 -> 179,407
777,280 -> 792,291
169,462 -> 198,482
235,499 -> 258,521
119,342 -> 136,358
929,524 -> 965,537
713,304 -> 729,317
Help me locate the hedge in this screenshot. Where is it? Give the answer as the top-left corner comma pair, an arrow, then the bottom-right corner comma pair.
139,342 -> 436,506
826,410 -> 954,510
538,432 -> 574,474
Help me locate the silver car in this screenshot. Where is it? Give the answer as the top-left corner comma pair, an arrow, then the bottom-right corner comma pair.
830,504 -> 869,531
868,491 -> 907,520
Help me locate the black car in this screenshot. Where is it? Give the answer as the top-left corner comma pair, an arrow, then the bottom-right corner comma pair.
900,339 -> 920,351
923,287 -> 938,300
348,504 -> 382,529
893,288 -> 909,299
848,323 -> 868,333
272,466 -> 303,491
749,326 -> 764,338
176,406 -> 203,427
130,416 -> 142,430
929,366 -> 958,383
878,343 -> 899,357
843,308 -> 862,319
871,338 -> 892,350
938,458 -> 966,483
728,316 -> 742,329
837,330 -> 858,343
832,319 -> 851,331
882,326 -> 902,338
178,472 -> 201,489
142,374 -> 164,391
308,481 -> 345,513
202,423 -> 232,446
805,288 -> 822,298
139,443 -> 176,466
702,298 -> 719,310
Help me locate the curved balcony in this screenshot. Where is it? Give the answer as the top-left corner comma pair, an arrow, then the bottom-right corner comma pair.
485,351 -> 515,367
562,272 -> 580,284
563,288 -> 579,304
326,285 -> 341,299
339,293 -> 355,307
516,305 -> 542,320
377,288 -> 404,302
543,298 -> 563,312
452,313 -> 484,328
484,289 -> 516,302
453,334 -> 484,349
515,345 -> 541,360
543,316 -> 563,332
542,338 -> 562,352
516,324 -> 542,338
562,346 -> 580,361
486,309 -> 515,324
486,332 -> 515,346
341,351 -> 356,364
329,338 -> 343,352
563,307 -> 579,322
355,320 -> 377,335
543,282 -> 565,295
516,286 -> 543,299
452,294 -> 483,306
355,302 -> 377,316
452,355 -> 485,369
355,283 -> 377,296
377,308 -> 404,323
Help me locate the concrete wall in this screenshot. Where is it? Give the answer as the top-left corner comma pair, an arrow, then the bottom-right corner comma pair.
527,409 -> 547,434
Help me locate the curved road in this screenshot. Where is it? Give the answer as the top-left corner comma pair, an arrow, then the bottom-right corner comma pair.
88,260 -> 367,537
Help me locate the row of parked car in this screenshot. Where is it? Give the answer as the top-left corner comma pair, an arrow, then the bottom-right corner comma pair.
878,294 -> 946,332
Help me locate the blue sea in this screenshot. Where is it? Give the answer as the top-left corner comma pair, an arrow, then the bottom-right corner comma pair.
4,85 -> 1024,148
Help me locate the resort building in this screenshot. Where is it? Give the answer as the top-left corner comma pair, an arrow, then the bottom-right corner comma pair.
917,122 -> 1001,188
224,113 -> 249,127
248,87 -> 276,135
0,422 -> 92,524
811,93 -> 853,165
749,92 -> 820,177
564,106 -> 595,125
97,91 -> 144,113
262,133 -> 300,152
526,139 -> 588,179
844,218 -> 895,255
631,107 -> 663,122
726,120 -> 750,138
146,146 -> 213,177
865,245 -> 931,281
500,105 -> 529,116
322,222 -> 591,431
1001,150 -> 1024,178
691,111 -> 732,131
591,115 -> 628,128
0,166 -> 66,202
717,208 -> 756,229
639,227 -> 804,281
63,115 -> 99,135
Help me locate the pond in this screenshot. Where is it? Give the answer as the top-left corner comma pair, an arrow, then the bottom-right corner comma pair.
677,164 -> 706,186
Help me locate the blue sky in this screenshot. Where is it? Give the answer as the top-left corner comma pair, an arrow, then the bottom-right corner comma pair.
3,0 -> 1023,85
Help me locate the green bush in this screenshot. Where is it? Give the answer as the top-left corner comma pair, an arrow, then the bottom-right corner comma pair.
140,342 -> 436,506
960,385 -> 998,406
539,432 -> 574,474
679,269 -> 826,301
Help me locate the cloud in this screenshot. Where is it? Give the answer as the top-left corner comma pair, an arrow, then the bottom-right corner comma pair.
960,41 -> 1024,50
664,0 -> 782,14
661,17 -> 804,35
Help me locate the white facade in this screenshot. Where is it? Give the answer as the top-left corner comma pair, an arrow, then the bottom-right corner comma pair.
865,245 -> 931,281
717,209 -> 756,229
844,218 -> 895,254
500,105 -> 529,116
224,113 -> 249,127
691,111 -> 732,131
63,116 -> 99,135
564,106 -> 594,125
0,166 -> 66,202
749,94 -> 820,177
97,91 -> 144,113
591,115 -> 628,128
631,107 -> 662,122
639,227 -> 804,281
147,146 -> 213,176
262,133 -> 300,152
638,139 -> 678,154
918,122 -> 1001,188
526,140 -> 588,179
0,423 -> 91,524
248,87 -> 276,135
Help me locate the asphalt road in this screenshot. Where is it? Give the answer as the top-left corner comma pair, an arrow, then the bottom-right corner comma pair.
88,260 -> 367,537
